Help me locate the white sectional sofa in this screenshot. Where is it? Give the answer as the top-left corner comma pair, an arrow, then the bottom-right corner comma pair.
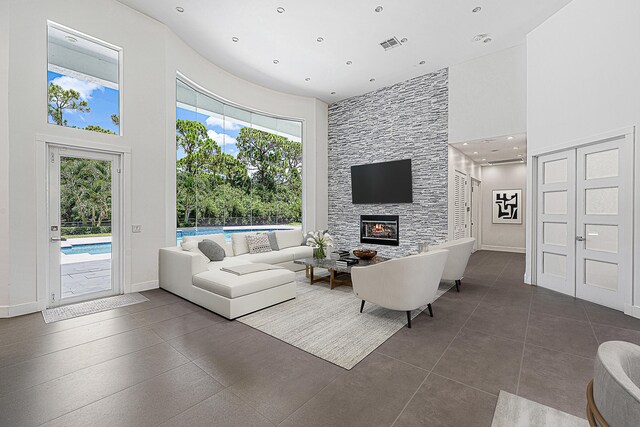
159,229 -> 312,319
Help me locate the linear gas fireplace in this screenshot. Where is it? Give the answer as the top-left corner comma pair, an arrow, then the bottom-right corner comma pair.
360,215 -> 399,246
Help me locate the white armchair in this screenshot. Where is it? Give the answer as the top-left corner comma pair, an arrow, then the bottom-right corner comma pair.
429,238 -> 475,292
351,250 -> 449,328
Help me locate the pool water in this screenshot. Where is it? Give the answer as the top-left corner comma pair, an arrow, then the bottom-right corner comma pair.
61,227 -> 294,256
61,243 -> 112,255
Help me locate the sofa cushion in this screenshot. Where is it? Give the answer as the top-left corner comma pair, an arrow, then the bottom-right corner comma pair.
182,233 -> 233,257
279,245 -> 313,260
235,249 -> 294,265
198,239 -> 226,261
246,233 -> 272,254
231,232 -> 255,255
193,267 -> 295,299
267,231 -> 279,251
275,229 -> 303,249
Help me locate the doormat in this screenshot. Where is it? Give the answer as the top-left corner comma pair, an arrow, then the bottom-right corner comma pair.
42,293 -> 149,323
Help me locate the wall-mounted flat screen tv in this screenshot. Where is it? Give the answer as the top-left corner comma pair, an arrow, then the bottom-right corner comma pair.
351,159 -> 413,204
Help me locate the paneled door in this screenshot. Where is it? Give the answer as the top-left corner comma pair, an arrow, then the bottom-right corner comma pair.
48,146 -> 122,307
575,138 -> 632,310
536,150 -> 576,296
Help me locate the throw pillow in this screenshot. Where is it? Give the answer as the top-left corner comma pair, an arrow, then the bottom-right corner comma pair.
246,233 -> 272,254
198,239 -> 226,261
266,231 -> 279,251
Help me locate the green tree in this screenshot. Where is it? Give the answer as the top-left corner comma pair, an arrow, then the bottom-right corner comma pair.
47,83 -> 90,126
84,125 -> 116,135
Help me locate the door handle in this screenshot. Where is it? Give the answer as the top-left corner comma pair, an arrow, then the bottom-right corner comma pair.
576,236 -> 586,242
50,237 -> 67,242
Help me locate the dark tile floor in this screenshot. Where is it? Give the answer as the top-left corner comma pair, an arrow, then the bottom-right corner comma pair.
1,251 -> 640,426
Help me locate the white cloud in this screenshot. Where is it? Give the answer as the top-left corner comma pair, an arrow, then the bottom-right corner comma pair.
50,75 -> 102,100
205,115 -> 243,131
207,129 -> 238,147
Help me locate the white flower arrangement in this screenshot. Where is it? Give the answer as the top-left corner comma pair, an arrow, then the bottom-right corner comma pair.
306,231 -> 333,258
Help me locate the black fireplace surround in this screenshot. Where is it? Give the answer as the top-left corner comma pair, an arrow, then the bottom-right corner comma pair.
360,215 -> 399,246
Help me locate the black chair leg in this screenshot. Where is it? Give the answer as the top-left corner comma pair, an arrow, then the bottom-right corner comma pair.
427,303 -> 433,317
455,279 -> 461,292
406,311 -> 412,328
360,300 -> 365,313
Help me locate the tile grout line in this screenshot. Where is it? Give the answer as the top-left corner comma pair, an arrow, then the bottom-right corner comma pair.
430,371 -> 499,398
389,372 -> 432,427
515,287 -> 534,396
582,303 -> 601,346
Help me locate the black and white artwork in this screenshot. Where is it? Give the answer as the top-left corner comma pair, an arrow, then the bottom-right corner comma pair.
493,189 -> 522,224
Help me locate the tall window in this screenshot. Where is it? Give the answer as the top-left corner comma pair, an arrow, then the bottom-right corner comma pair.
47,22 -> 121,135
175,79 -> 302,236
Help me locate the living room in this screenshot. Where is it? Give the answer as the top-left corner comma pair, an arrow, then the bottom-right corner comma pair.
1,0 -> 640,426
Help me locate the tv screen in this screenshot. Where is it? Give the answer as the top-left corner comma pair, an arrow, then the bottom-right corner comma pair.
351,159 -> 413,204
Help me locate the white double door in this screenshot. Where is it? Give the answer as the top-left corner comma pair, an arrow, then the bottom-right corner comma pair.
536,137 -> 632,310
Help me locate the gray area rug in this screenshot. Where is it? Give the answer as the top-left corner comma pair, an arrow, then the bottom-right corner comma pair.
238,272 -> 452,369
491,391 -> 588,427
42,293 -> 149,323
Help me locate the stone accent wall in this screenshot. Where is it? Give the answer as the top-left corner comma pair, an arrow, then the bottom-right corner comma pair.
327,68 -> 449,257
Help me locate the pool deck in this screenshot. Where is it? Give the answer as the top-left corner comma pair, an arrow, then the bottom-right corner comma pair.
62,259 -> 111,298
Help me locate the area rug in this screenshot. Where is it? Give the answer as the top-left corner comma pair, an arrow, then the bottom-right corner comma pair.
237,272 -> 453,369
491,391 -> 588,427
42,293 -> 149,323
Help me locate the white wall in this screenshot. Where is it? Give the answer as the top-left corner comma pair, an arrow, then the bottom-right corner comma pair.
3,0 -> 328,315
0,0 -> 10,310
525,0 -> 640,296
448,44 -> 526,144
481,163 -> 526,252
448,145 -> 481,241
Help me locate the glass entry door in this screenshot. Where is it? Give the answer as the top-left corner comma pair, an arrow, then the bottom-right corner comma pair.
48,146 -> 122,307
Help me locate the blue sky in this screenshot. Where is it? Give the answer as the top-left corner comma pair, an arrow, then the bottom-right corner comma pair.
176,106 -> 241,161
47,71 -> 120,134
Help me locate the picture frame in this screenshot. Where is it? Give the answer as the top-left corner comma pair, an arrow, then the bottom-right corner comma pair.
492,189 -> 522,224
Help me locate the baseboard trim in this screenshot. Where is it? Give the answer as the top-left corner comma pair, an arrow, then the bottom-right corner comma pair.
480,245 -> 526,254
131,280 -> 159,293
624,304 -> 640,320
0,301 -> 42,318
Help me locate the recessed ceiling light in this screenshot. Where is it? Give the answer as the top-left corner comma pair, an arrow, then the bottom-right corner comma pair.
473,33 -> 487,42
401,38 -> 408,43
482,158 -> 486,161
462,143 -> 468,146
517,154 -> 523,157
473,151 -> 478,154
513,146 -> 518,149
370,78 -> 376,82
276,6 -> 285,13
65,35 -> 77,43
472,6 -> 482,13
483,37 -> 493,43
316,37 -> 324,43
273,59 -> 280,64
419,60 -> 426,65
375,6 -> 383,12
175,6 -> 184,12
507,136 -> 514,140
330,91 -> 336,95
305,77 -> 311,81
231,37 -> 239,42
346,60 -> 352,65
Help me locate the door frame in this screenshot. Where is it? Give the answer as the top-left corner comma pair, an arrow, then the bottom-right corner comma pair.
470,178 -> 482,251
47,146 -> 123,306
527,126 -> 638,317
35,134 -> 131,311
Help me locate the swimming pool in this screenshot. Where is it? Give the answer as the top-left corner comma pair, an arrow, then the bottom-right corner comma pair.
61,227 -> 295,256
61,242 -> 112,255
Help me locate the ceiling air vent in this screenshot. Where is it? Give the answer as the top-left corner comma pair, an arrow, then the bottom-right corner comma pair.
488,158 -> 526,165
380,37 -> 402,51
